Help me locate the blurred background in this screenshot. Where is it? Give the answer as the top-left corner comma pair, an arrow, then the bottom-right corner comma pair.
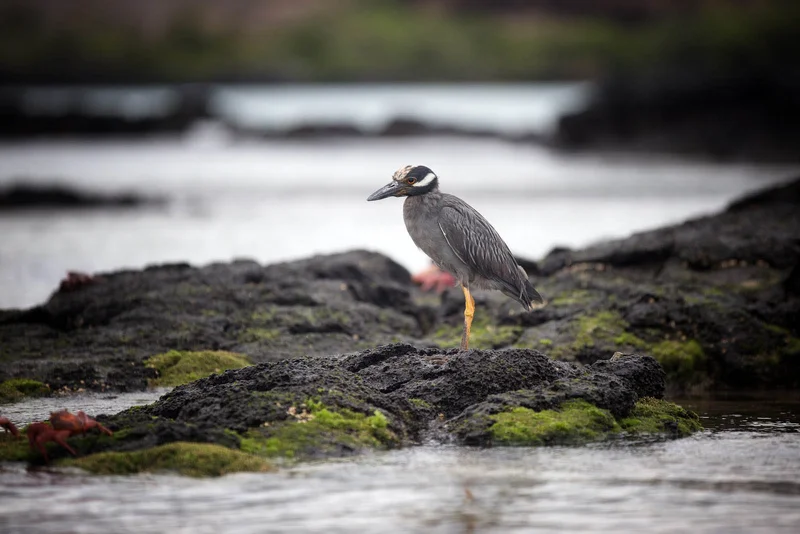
1,0 -> 799,308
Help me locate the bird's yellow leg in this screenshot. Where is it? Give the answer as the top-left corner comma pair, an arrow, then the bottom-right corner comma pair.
460,285 -> 475,350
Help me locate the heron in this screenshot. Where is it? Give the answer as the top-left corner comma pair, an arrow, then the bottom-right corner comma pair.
367,164 -> 542,350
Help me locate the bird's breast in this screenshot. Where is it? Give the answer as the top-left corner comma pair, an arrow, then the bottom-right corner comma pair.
403,195 -> 467,278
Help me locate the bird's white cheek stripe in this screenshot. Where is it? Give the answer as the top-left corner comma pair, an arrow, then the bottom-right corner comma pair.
413,172 -> 436,187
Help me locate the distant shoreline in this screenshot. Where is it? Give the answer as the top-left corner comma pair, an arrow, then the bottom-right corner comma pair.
1,78 -> 798,164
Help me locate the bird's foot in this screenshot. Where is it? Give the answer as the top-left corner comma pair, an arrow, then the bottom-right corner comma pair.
412,265 -> 456,293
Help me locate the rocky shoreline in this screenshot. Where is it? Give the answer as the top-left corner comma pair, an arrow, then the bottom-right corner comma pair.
0,183 -> 164,211
3,79 -> 797,162
553,71 -> 800,162
1,344 -> 699,475
1,176 -> 798,473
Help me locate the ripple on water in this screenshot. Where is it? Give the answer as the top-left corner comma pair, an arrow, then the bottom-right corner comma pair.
1,394 -> 799,533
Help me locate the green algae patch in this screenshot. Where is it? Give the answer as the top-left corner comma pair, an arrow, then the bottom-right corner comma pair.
239,327 -> 282,343
0,432 -> 30,461
650,339 -> 706,383
63,442 -> 273,477
620,398 -> 702,436
0,378 -> 50,403
145,350 -> 251,387
765,324 -> 800,355
489,400 -> 620,446
551,289 -> 598,307
432,315 -> 521,350
240,401 -> 397,461
575,311 -> 644,349
544,310 -> 647,359
409,398 -> 432,410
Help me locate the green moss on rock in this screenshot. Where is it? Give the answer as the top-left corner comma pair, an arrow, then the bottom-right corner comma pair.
0,378 -> 50,403
764,324 -> 800,354
489,400 -> 620,445
240,400 -> 397,461
575,311 -> 644,349
650,339 -> 706,383
551,289 -> 597,307
620,397 -> 702,436
239,328 -> 282,343
63,442 -> 273,477
432,315 -> 521,349
145,350 -> 251,387
0,433 -> 30,461
409,398 -> 432,409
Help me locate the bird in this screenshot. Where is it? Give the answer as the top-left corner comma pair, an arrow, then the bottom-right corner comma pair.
367,164 -> 543,350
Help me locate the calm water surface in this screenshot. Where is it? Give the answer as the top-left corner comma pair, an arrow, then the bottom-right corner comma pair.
0,392 -> 798,533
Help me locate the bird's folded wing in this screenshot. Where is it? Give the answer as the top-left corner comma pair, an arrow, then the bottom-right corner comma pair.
438,204 -> 522,293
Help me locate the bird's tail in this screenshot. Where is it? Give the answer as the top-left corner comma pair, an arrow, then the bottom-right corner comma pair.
506,266 -> 543,311
520,278 -> 543,311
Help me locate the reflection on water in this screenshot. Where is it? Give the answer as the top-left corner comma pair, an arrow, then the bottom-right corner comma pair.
1,393 -> 799,534
676,392 -> 800,434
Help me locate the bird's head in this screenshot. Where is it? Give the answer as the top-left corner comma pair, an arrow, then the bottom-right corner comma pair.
367,165 -> 438,201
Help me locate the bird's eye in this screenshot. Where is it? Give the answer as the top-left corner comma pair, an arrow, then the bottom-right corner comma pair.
407,178 -> 417,184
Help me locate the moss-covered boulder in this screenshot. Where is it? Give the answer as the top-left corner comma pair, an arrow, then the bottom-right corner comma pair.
487,400 -> 620,446
63,442 -> 273,477
0,378 -> 50,403
619,397 -> 702,436
145,350 -> 251,387
1,344 -> 700,475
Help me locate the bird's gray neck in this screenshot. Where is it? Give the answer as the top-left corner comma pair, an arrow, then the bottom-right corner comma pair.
403,190 -> 442,226
404,189 -> 441,210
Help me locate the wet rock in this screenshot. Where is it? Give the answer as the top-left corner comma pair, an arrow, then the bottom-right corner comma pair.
486,177 -> 800,391
5,343 -> 691,468
0,183 -> 162,211
553,71 -> 800,162
0,251 -> 432,393
449,353 -> 662,445
592,352 -> 666,400
0,85 -> 211,138
344,345 -> 562,417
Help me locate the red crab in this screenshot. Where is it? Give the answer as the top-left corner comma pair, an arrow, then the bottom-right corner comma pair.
412,264 -> 456,294
0,416 -> 20,437
27,410 -> 113,463
59,271 -> 100,292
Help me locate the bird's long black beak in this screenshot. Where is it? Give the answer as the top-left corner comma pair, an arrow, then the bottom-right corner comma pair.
367,181 -> 402,201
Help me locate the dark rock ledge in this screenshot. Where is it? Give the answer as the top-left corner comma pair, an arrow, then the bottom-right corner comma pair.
0,344 -> 699,475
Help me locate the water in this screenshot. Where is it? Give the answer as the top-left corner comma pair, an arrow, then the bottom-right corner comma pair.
1,392 -> 798,533
18,83 -> 590,136
0,390 -> 169,426
211,83 -> 590,135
